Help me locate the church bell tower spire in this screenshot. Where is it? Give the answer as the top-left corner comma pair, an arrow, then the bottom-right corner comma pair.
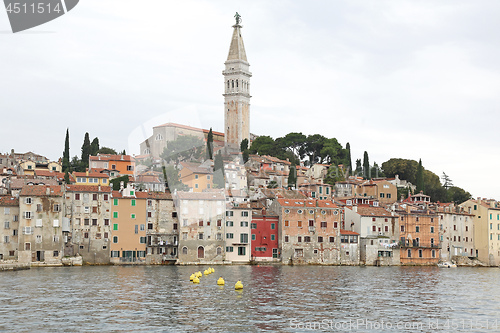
223,12 -> 251,149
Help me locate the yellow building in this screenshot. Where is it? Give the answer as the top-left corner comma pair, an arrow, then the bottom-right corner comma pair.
73,170 -> 110,186
179,162 -> 213,192
110,184 -> 147,264
461,198 -> 500,266
19,161 -> 62,176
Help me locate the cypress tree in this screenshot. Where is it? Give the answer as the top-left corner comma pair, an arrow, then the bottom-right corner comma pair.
288,165 -> 297,189
81,133 -> 91,171
345,142 -> 352,175
416,158 -> 425,193
206,128 -> 214,160
363,151 -> 370,179
90,137 -> 100,156
213,151 -> 225,188
62,129 -> 70,174
240,138 -> 249,164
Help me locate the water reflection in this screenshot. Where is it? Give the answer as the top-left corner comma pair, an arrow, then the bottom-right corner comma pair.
1,266 -> 500,332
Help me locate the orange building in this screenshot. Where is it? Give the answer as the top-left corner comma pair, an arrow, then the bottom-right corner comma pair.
89,154 -> 135,177
179,162 -> 213,192
398,204 -> 440,265
110,184 -> 147,263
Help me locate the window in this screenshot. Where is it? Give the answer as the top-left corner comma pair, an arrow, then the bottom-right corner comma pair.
304,236 -> 311,242
401,225 -> 405,232
75,193 -> 80,200
271,234 -> 275,241
432,250 -> 436,258
384,226 -> 388,232
92,207 -> 98,214
131,199 -> 136,206
90,219 -> 96,226
320,221 -> 327,228
24,211 -> 32,219
298,221 -> 302,228
380,193 -> 385,198
416,226 -> 420,233
113,236 -> 118,243
334,222 -> 338,228
418,249 -> 423,258
226,246 -> 234,252
113,212 -> 118,218
318,236 -> 323,243
226,211 -> 233,217
4,235 -> 9,243
284,220 -> 289,227
195,174 -> 199,179
127,165 -> 133,171
284,235 -> 289,242
226,221 -> 233,227
242,211 -> 249,217
198,233 -> 204,240
113,199 -> 118,206
408,249 -> 411,258
148,223 -> 153,230
329,236 -> 335,243
199,220 -> 204,227
25,197 -> 32,204
130,191 -> 134,196
297,210 -> 303,214
4,221 -> 9,229
271,223 -> 275,230
113,223 -> 118,231
238,247 -> 246,256
173,223 -> 178,230
104,194 -> 109,201
104,219 -> 109,226
250,223 -> 257,229
372,226 -> 376,232
297,236 -> 302,242
92,193 -> 98,201
135,225 -> 139,234
430,226 -> 434,233
104,232 -> 109,239
240,221 -> 248,227
36,204 -> 42,212
140,237 -> 146,244
240,234 -> 248,243
83,232 -> 88,239
272,248 -> 278,258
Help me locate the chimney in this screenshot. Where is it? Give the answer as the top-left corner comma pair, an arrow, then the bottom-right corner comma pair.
477,197 -> 481,205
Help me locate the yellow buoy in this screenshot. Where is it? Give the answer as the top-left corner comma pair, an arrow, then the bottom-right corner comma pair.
217,277 -> 225,285
196,271 -> 202,278
235,281 -> 243,290
190,274 -> 195,281
204,270 -> 209,275
211,267 -> 215,273
193,277 -> 200,284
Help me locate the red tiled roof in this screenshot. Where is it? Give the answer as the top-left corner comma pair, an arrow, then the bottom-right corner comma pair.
340,229 -> 359,235
73,172 -> 109,178
277,198 -> 338,208
65,185 -> 112,193
89,154 -> 133,162
19,185 -> 62,197
0,196 -> 19,206
147,192 -> 173,200
349,206 -> 393,217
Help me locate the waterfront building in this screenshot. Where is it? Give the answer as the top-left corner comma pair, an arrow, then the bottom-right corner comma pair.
396,204 -> 440,265
223,13 -> 251,149
339,229 -> 360,265
65,185 -> 112,264
145,191 -> 179,264
110,184 -> 147,264
344,205 -> 400,266
0,196 -> 20,261
224,202 -> 251,263
270,199 -> 341,265
434,203 -> 475,260
250,209 -> 280,262
176,191 -> 226,264
18,185 -> 65,265
460,198 -> 500,265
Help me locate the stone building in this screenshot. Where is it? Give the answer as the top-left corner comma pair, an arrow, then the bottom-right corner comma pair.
145,192 -> 179,264
176,191 -> 226,264
344,205 -> 400,265
224,203 -> 251,263
223,14 -> 251,149
18,185 -> 65,265
0,196 -> 20,261
65,185 -> 112,264
270,199 -> 341,265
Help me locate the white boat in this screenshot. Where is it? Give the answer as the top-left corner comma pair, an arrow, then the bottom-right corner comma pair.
437,262 -> 457,268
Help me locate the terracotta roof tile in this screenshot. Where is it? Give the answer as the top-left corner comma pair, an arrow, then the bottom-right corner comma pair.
0,196 -> 19,206
19,185 -> 62,197
65,185 -> 112,193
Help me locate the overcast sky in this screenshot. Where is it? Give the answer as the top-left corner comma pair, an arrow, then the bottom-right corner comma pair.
1,0 -> 499,199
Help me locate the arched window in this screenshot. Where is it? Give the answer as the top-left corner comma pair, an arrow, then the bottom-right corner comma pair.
216,247 -> 222,255
197,246 -> 204,259
182,246 -> 188,255
227,80 -> 230,89
236,80 -> 238,88
231,80 -> 234,88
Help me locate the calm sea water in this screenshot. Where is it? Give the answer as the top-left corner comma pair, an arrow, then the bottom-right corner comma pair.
1,265 -> 499,332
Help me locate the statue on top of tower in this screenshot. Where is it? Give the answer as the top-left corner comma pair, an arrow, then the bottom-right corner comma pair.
234,12 -> 241,25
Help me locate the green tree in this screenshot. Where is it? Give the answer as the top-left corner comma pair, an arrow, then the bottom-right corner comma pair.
416,159 -> 425,193
213,151 -> 225,188
345,142 -> 352,175
161,135 -> 204,167
302,134 -> 326,165
240,138 -> 249,164
319,138 -> 343,165
381,158 -> 419,184
110,175 -> 130,191
370,162 -> 384,178
62,129 -> 70,174
206,128 -> 214,160
355,159 -> 362,176
280,132 -> 307,159
81,133 -> 91,171
288,165 -> 297,189
70,156 -> 81,172
97,147 -> 117,155
441,172 -> 453,190
249,136 -> 277,156
120,150 -> 127,155
363,151 -> 370,179
447,186 -> 472,204
267,180 -> 278,189
90,137 -> 100,156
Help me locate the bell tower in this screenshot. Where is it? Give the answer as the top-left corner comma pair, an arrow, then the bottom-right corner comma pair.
223,12 -> 251,149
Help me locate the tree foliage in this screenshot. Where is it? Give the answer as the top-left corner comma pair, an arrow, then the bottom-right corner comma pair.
345,142 -> 352,174
110,175 -> 130,191
213,151 -> 225,189
162,165 -> 188,192
160,135 -> 204,167
97,147 -> 118,155
206,128 -> 214,160
363,151 -> 370,179
90,137 -> 100,156
288,165 -> 297,189
416,159 -> 425,193
80,132 -> 91,171
62,129 -> 70,174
